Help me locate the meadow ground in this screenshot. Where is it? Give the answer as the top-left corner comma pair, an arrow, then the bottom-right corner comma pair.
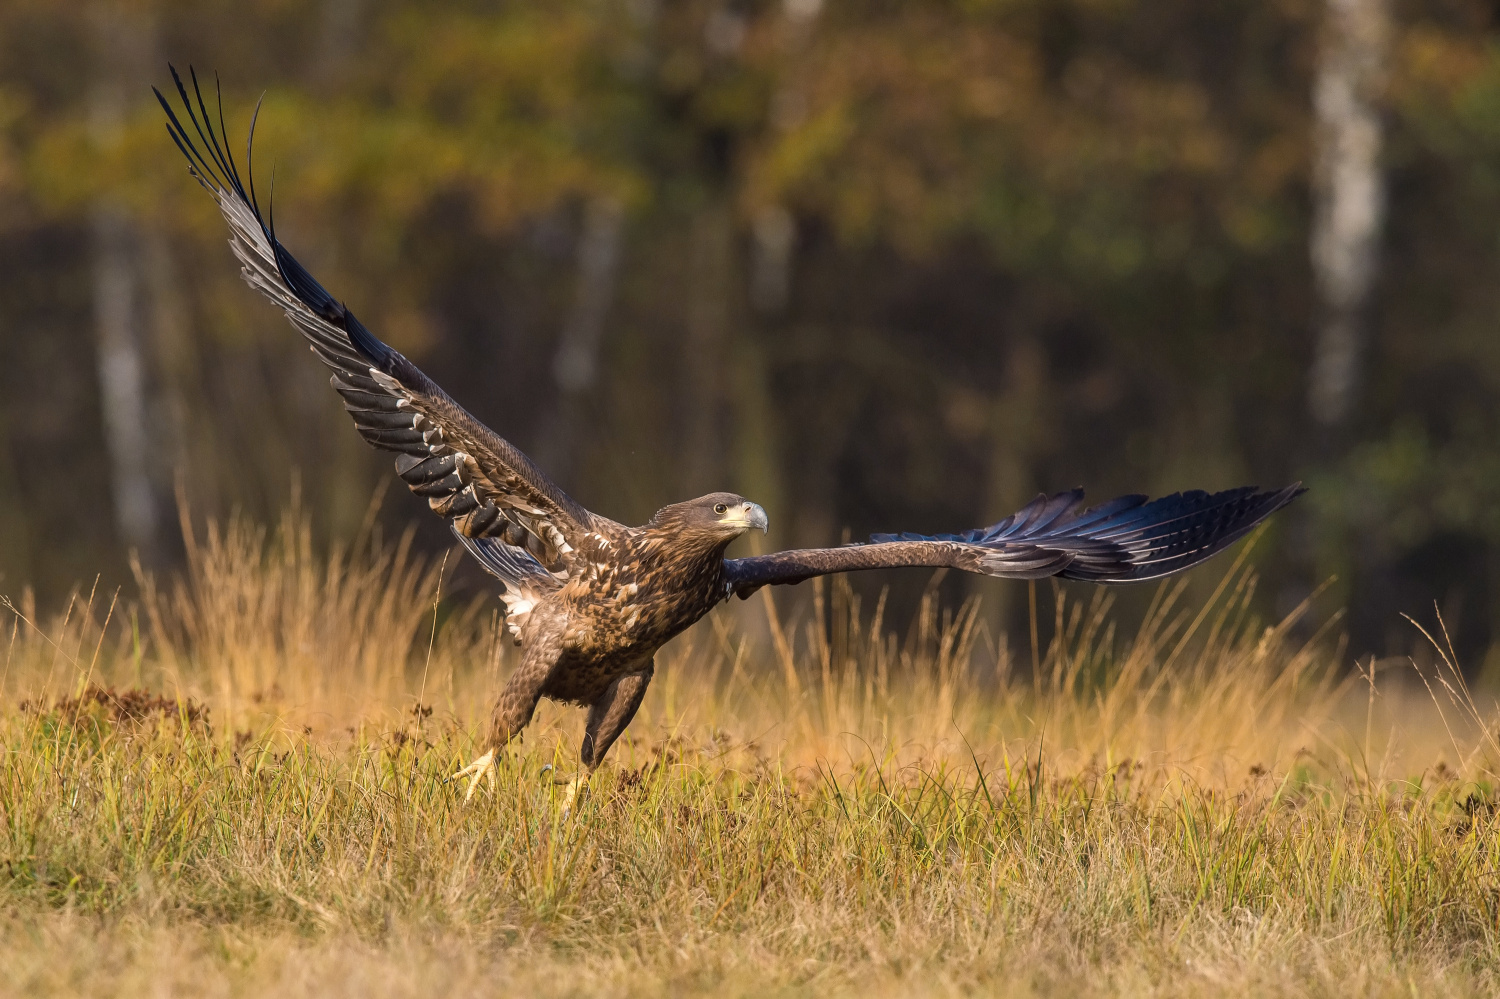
4,509 -> 1500,997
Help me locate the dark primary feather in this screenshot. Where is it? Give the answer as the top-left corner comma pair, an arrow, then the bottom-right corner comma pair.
155,67 -> 613,579
724,484 -> 1304,597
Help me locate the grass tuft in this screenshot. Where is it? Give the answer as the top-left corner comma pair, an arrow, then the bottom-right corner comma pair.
3,508 -> 1500,996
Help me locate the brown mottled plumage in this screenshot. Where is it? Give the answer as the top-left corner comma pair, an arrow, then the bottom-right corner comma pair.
159,71 -> 1304,802
466,492 -> 758,787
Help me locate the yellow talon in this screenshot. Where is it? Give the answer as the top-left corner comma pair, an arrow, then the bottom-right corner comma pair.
450,749 -> 497,803
561,773 -> 589,817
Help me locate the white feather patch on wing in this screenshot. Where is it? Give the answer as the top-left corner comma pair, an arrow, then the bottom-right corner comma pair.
452,529 -> 563,644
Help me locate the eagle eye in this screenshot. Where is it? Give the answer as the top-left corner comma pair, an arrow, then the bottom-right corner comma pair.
713,502 -> 728,515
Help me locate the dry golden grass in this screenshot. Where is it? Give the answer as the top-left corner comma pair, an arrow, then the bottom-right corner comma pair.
3,507 -> 1500,997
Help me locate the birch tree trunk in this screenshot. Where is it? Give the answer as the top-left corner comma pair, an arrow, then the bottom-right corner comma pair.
90,4 -> 161,562
537,196 -> 625,487
1309,0 -> 1389,433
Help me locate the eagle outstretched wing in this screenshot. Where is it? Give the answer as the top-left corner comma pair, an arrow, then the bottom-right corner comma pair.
724,484 -> 1303,597
156,68 -> 611,577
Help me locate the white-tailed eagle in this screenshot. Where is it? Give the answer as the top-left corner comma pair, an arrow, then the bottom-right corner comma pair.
157,69 -> 1302,802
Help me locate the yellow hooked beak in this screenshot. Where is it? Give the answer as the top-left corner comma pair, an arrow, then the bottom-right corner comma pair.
727,501 -> 769,533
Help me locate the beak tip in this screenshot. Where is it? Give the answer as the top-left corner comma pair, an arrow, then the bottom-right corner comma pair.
746,502 -> 769,533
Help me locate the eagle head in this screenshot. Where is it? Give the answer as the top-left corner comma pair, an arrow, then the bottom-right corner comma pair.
651,492 -> 769,542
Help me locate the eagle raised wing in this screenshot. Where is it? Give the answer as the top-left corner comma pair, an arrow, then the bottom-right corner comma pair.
724,484 -> 1303,597
157,68 -> 612,584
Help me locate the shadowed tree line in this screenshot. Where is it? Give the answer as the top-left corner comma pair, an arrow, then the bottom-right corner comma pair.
2,0 -> 1499,665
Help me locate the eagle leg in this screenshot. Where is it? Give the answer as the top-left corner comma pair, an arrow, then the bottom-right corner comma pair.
566,659 -> 655,817
580,661 -> 654,769
450,625 -> 560,803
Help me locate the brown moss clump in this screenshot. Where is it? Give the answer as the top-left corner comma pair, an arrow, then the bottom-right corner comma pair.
24,685 -> 210,733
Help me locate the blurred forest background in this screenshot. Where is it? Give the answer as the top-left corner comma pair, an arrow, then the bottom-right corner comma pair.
0,0 -> 1498,666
